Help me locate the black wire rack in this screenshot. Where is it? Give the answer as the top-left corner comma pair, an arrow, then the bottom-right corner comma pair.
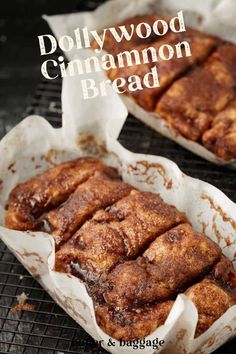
1,1 -> 236,353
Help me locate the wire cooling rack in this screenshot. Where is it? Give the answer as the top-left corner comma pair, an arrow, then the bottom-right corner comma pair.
1,1 -> 236,353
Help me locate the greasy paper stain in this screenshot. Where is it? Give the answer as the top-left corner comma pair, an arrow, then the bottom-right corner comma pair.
77,132 -> 107,157
128,160 -> 172,189
212,215 -> 222,244
52,290 -> 87,325
176,329 -> 187,341
42,149 -> 58,165
8,162 -> 16,173
201,193 -> 236,230
200,221 -> 208,234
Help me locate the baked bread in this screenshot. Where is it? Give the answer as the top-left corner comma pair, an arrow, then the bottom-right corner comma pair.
157,44 -> 236,141
109,29 -> 219,111
92,14 -> 236,160
202,100 -> 236,160
91,14 -> 170,56
5,158 -> 236,340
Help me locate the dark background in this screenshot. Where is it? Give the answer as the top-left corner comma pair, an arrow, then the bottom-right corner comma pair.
0,0 -> 103,133
0,1 -> 236,353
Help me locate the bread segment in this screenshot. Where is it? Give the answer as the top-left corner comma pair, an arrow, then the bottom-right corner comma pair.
202,100 -> 236,160
156,44 -> 236,141
185,278 -> 236,337
55,190 -> 187,280
91,14 -> 170,56
5,157 -> 117,231
46,172 -> 133,247
103,224 -> 221,309
95,301 -> 173,341
108,29 -> 218,111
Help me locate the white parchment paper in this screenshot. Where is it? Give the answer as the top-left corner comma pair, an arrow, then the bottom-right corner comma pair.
44,0 -> 236,167
0,65 -> 236,353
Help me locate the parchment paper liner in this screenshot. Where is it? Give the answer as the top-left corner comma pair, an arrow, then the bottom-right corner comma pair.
44,0 -> 236,168
0,67 -> 236,354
